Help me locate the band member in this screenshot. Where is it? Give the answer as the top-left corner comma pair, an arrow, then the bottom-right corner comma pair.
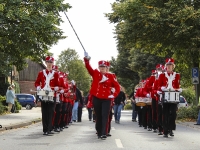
35,56 -> 59,135
158,58 -> 182,138
135,80 -> 147,128
59,73 -> 69,129
143,77 -> 153,131
105,61 -> 117,136
84,52 -> 120,140
53,70 -> 66,132
153,64 -> 165,135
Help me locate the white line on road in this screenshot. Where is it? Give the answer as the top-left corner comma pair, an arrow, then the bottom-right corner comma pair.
115,139 -> 124,148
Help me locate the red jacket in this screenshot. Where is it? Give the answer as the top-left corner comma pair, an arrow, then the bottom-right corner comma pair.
146,75 -> 156,99
152,79 -> 160,101
63,82 -> 76,103
87,94 -> 93,108
84,58 -> 120,99
158,72 -> 180,91
135,87 -> 147,98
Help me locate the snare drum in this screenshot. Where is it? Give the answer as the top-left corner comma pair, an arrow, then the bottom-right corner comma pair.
162,91 -> 180,103
146,98 -> 152,105
37,90 -> 54,102
135,97 -> 146,107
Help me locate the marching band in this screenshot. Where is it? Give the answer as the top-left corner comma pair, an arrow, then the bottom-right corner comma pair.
34,55 -> 182,139
133,58 -> 182,138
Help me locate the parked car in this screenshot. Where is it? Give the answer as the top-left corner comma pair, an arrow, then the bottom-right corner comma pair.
15,94 -> 36,110
178,95 -> 188,108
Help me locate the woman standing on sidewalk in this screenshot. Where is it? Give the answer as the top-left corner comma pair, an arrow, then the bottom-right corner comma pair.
6,86 -> 15,112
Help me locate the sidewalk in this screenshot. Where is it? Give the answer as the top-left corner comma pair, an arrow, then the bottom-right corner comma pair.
0,108 -> 200,132
0,107 -> 42,132
176,120 -> 200,130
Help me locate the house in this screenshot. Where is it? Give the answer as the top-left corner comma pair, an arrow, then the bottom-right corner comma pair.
17,59 -> 46,94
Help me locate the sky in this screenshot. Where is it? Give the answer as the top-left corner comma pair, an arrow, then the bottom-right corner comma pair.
49,0 -> 118,69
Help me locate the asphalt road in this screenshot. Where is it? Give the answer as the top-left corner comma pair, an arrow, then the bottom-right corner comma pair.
0,110 -> 199,150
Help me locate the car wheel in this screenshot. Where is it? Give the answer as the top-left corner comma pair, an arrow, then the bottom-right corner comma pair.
25,104 -> 32,110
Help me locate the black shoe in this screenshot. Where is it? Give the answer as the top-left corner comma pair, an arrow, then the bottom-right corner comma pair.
132,119 -> 136,122
54,128 -> 60,132
107,133 -> 112,137
73,120 -> 76,122
163,134 -> 168,138
169,131 -> 174,136
144,127 -> 147,129
139,125 -> 142,127
158,132 -> 163,135
101,135 -> 107,140
89,119 -> 91,121
43,132 -> 48,135
60,127 -> 63,131
153,129 -> 157,133
65,126 -> 68,128
48,131 -> 54,134
148,128 -> 152,131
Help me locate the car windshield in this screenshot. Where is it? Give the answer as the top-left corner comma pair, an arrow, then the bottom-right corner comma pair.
179,97 -> 185,103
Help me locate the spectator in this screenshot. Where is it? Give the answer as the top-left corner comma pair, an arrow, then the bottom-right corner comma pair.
85,93 -> 93,121
113,86 -> 126,124
194,105 -> 200,125
129,87 -> 138,122
77,90 -> 84,122
6,86 -> 15,112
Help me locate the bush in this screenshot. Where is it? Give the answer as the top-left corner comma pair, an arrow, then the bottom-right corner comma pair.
0,95 -> 8,114
0,95 -> 21,114
177,106 -> 199,120
181,86 -> 195,104
124,103 -> 132,110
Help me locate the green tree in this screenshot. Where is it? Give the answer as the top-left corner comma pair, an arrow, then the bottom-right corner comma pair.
106,0 -> 200,103
56,48 -> 91,95
0,1 -> 71,71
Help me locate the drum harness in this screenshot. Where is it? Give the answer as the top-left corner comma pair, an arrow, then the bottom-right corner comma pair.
40,69 -> 55,102
162,72 -> 179,103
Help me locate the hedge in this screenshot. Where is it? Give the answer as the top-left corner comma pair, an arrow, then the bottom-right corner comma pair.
0,95 -> 21,114
177,106 -> 199,120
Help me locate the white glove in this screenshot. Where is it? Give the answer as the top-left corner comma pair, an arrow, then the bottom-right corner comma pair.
161,86 -> 167,91
146,93 -> 150,98
36,86 -> 41,91
157,91 -> 162,94
71,80 -> 75,85
84,51 -> 91,60
111,88 -> 115,93
177,88 -> 182,92
54,86 -> 59,91
108,95 -> 114,98
84,51 -> 89,57
60,89 -> 64,94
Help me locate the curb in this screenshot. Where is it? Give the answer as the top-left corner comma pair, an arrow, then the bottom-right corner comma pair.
0,118 -> 42,132
176,121 -> 200,130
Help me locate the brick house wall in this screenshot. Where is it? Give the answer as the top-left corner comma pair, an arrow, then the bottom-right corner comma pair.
16,60 -> 46,107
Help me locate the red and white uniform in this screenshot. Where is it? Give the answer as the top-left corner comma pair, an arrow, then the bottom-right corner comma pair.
158,72 -> 180,91
35,69 -> 59,97
84,58 -> 120,99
